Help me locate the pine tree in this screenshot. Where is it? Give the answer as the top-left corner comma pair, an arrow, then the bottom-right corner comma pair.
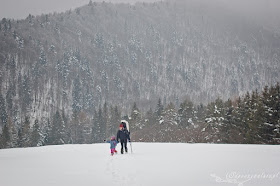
75,112 -> 88,144
242,92 -> 252,143
62,52 -> 71,103
244,91 -> 258,143
1,18 -> 7,32
45,14 -> 49,23
108,105 -> 120,137
43,119 -> 51,145
232,96 -> 246,143
22,75 -> 32,112
254,90 -> 266,143
259,84 -> 280,144
91,107 -> 104,143
91,109 -> 99,143
6,86 -> 13,115
18,116 -> 31,147
163,102 -> 177,125
221,99 -> 235,143
0,93 -> 8,126
178,99 -> 196,128
260,85 -> 275,143
30,119 -> 41,147
156,98 -> 164,117
0,123 -> 10,148
62,110 -> 70,144
145,107 -> 157,127
50,111 -> 65,145
130,102 -> 142,130
204,98 -> 225,143
72,76 -> 82,116
6,117 -> 18,148
98,106 -> 105,142
103,102 -> 108,137
89,0 -> 93,6
8,19 -> 11,30
196,103 -> 206,122
39,49 -> 47,65
274,83 -> 280,143
27,14 -> 33,25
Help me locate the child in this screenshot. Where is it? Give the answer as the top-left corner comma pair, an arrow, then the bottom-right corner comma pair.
109,136 -> 118,156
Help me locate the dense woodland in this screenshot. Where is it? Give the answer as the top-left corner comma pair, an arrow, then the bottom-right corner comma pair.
0,0 -> 280,148
0,82 -> 279,148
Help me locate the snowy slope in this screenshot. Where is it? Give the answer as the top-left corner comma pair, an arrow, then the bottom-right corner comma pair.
0,143 -> 280,186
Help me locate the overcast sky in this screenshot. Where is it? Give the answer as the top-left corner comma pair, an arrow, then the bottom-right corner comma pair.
0,0 -> 161,20
0,0 -> 91,19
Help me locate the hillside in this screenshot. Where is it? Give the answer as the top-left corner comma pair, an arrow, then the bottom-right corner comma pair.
0,0 -> 280,147
1,143 -> 280,186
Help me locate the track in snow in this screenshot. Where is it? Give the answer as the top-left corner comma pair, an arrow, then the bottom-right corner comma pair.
0,143 -> 280,186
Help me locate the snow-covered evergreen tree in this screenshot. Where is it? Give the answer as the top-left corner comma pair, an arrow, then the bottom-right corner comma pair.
72,76 -> 82,117
30,119 -> 42,147
204,98 -> 225,143
50,111 -> 65,145
43,119 -> 51,145
130,102 -> 142,130
18,116 -> 31,147
177,99 -> 196,128
156,98 -> 164,117
6,117 -> 18,148
0,93 -> 8,126
22,75 -> 32,112
0,123 -> 10,148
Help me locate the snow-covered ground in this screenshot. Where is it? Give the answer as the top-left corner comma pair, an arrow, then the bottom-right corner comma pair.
0,143 -> 280,186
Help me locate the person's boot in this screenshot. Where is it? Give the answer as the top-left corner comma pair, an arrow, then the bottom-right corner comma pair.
125,148 -> 128,153
121,149 -> 124,154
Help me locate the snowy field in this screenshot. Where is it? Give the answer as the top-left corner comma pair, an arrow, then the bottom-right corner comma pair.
0,143 -> 280,186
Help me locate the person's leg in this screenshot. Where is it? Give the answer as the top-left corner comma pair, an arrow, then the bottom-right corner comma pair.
111,148 -> 115,155
121,140 -> 124,154
125,140 -> 128,152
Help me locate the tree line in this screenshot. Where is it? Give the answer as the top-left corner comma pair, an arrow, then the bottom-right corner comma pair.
1,82 -> 279,149
132,83 -> 280,144
0,101 -> 121,149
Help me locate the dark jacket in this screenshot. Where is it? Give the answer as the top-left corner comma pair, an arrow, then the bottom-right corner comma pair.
117,129 -> 130,142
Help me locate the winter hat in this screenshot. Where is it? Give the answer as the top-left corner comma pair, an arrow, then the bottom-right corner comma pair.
111,136 -> 116,140
119,123 -> 123,128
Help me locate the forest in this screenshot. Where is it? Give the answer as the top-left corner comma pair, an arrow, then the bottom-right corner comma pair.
1,82 -> 279,148
0,0 -> 280,148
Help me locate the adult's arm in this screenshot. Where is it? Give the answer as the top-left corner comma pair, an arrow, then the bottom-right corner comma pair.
116,130 -> 120,142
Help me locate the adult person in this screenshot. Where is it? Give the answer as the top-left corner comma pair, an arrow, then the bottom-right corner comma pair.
116,123 -> 130,154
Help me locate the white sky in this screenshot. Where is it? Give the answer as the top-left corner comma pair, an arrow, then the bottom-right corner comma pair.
0,0 -> 90,19
0,0 -> 161,20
